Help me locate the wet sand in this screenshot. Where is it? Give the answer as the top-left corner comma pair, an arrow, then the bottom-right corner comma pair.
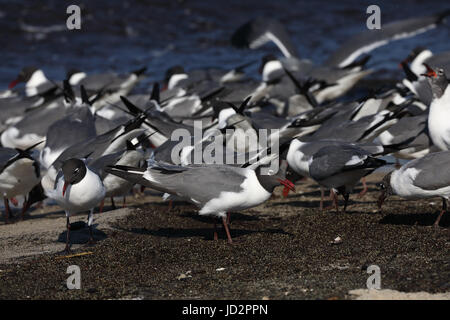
0,174 -> 449,300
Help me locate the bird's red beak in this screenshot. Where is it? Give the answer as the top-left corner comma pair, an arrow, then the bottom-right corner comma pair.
421,63 -> 437,78
63,182 -> 69,197
278,178 -> 295,193
8,78 -> 19,89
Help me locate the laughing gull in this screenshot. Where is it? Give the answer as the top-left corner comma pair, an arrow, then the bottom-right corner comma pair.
0,142 -> 42,223
309,144 -> 388,212
231,12 -> 450,69
67,67 -> 147,92
377,151 -> 450,227
286,139 -> 384,207
46,158 -> 106,252
8,66 -> 58,97
163,61 -> 255,92
423,66 -> 450,151
402,46 -> 450,78
105,158 -> 294,243
67,67 -> 147,110
251,53 -> 371,104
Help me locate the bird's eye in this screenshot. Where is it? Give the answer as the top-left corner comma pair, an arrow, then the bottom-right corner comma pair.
74,168 -> 79,174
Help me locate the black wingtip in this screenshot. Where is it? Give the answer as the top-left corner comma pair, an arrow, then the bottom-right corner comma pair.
20,140 -> 45,153
400,61 -> 418,82
231,20 -> 254,48
283,68 -> 319,108
237,96 -> 252,114
80,85 -> 91,105
150,82 -> 160,104
63,79 -> 75,102
132,66 -> 147,76
120,95 -> 143,116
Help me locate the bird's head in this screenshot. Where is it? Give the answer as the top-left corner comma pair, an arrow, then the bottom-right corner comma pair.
61,158 -> 87,196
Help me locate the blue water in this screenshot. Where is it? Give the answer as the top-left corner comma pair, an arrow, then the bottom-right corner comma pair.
0,0 -> 449,92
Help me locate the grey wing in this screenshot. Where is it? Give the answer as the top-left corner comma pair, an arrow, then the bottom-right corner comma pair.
45,107 -> 96,151
79,73 -> 120,92
309,145 -> 369,181
384,115 -> 427,145
411,151 -> 450,190
89,151 -> 125,179
178,166 -> 247,204
15,100 -> 66,136
151,165 -> 246,204
52,129 -> 117,169
325,13 -> 448,68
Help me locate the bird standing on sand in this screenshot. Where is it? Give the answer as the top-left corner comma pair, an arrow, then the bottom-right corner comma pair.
46,158 -> 105,252
106,159 -> 294,243
378,151 -> 450,227
309,144 -> 388,212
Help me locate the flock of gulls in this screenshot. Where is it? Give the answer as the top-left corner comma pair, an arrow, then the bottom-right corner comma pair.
1,11 -> 450,252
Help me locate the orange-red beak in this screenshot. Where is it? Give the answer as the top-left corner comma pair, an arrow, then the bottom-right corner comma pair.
421,63 -> 437,78
62,182 -> 69,197
8,79 -> 19,89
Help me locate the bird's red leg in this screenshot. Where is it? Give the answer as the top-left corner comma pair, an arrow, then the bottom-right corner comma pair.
222,216 -> 233,244
323,189 -> 338,211
395,158 -> 401,169
213,221 -> 218,241
122,196 -> 126,208
65,216 -> 71,253
320,187 -> 324,211
226,212 -> 231,225
4,198 -> 10,224
98,199 -> 104,213
111,197 -> 116,210
434,198 -> 447,227
358,177 -> 368,198
168,200 -> 173,211
20,196 -> 29,220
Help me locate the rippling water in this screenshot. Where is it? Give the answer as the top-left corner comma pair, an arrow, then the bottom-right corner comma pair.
0,0 -> 449,92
